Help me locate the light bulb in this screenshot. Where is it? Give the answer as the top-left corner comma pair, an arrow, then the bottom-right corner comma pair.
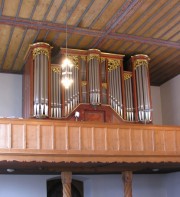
61,76 -> 73,89
61,58 -> 73,69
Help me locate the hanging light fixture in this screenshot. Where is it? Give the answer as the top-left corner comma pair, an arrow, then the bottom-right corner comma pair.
61,0 -> 73,89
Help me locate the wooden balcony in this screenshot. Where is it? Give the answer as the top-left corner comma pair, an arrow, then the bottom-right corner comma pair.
0,118 -> 179,174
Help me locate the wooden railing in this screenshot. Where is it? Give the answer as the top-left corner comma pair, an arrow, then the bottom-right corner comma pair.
0,118 -> 179,163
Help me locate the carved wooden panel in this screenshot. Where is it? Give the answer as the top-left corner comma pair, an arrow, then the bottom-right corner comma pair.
84,110 -> 105,122
0,119 -> 179,163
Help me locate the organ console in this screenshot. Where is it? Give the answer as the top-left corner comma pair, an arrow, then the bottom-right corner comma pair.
23,42 -> 152,123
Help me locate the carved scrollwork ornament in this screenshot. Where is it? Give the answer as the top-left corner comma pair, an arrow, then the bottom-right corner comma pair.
102,83 -> 107,89
107,58 -> 121,71
134,59 -> 148,70
87,54 -> 100,62
81,81 -> 87,86
80,55 -> 87,61
124,73 -> 132,80
67,55 -> 79,69
101,57 -> 106,62
33,47 -> 49,59
51,65 -> 61,73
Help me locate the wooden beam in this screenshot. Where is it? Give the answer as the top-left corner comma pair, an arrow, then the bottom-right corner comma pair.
0,16 -> 179,49
91,0 -> 144,48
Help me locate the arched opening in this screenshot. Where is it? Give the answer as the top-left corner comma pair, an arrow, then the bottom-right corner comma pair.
47,178 -> 83,197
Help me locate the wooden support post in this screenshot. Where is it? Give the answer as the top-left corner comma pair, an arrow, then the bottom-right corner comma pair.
122,171 -> 133,197
61,171 -> 72,197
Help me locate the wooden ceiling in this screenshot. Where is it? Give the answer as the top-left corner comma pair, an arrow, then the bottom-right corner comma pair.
0,0 -> 179,86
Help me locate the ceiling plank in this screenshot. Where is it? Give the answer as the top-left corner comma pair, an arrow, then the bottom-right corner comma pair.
90,0 -> 144,48
153,16 -> 180,39
55,0 -> 79,24
134,0 -> 176,36
2,0 -> 19,17
150,52 -> 180,74
116,0 -> 157,34
13,29 -> 38,71
0,26 -> 14,70
143,4 -> 179,38
10,28 -> 28,70
0,24 -> 11,68
3,27 -> 25,70
0,0 -> 4,16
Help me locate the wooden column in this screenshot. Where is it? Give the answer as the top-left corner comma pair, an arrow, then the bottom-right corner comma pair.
61,171 -> 72,197
122,171 -> 133,197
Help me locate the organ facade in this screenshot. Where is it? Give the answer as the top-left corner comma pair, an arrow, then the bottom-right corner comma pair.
23,42 -> 152,124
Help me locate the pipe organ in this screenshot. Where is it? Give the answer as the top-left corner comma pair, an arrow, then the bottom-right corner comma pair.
23,43 -> 152,123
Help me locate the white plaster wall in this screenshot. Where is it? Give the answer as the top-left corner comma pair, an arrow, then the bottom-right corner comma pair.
150,86 -> 162,125
82,175 -> 123,197
164,172 -> 180,197
0,73 -> 22,117
133,174 -> 167,197
160,75 -> 180,125
1,174 -> 179,197
0,175 -> 50,197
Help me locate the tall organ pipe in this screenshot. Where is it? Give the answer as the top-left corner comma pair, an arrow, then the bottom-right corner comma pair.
124,72 -> 134,121
87,51 -> 100,105
32,43 -> 51,118
108,59 -> 123,117
51,65 -> 62,118
131,55 -> 152,123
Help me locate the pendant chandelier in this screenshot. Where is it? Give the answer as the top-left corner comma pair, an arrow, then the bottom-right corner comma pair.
61,0 -> 73,89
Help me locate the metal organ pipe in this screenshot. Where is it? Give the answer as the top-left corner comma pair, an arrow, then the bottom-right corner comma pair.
108,59 -> 123,117
32,44 -> 50,118
129,76 -> 134,121
117,65 -> 123,116
63,55 -> 79,116
124,72 -> 134,121
136,66 -> 144,121
88,52 -> 100,105
132,55 -> 152,123
51,66 -> 62,118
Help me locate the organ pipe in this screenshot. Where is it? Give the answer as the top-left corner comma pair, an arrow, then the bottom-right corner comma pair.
33,47 -> 50,118
87,50 -> 101,105
124,72 -> 134,121
51,65 -> 62,118
23,42 -> 52,118
131,55 -> 152,123
107,58 -> 124,117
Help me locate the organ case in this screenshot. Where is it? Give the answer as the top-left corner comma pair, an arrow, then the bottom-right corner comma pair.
23,43 -> 152,123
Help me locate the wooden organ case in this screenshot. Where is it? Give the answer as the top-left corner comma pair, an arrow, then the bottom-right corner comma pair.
23,43 -> 152,124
